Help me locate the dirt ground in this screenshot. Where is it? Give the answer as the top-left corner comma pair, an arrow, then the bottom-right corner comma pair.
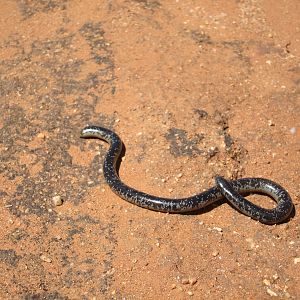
0,0 -> 299,299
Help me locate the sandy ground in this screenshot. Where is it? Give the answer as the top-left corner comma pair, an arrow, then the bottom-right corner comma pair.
0,0 -> 300,299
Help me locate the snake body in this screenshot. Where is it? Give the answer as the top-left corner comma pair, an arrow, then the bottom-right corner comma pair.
81,125 -> 293,224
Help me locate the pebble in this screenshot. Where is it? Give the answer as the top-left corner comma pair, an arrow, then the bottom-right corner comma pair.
273,274 -> 279,280
40,254 -> 52,263
182,278 -> 189,284
187,291 -> 194,296
266,288 -> 277,297
290,127 -> 296,134
294,257 -> 300,264
268,120 -> 275,126
52,195 -> 63,206
285,292 -> 291,298
212,250 -> 219,257
189,277 -> 197,285
37,132 -> 46,139
263,279 -> 271,286
171,284 -> 176,290
213,227 -> 222,232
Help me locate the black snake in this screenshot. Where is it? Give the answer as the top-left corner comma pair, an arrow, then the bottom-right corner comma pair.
81,125 -> 293,224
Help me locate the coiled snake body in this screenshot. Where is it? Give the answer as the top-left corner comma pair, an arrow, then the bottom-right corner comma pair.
81,125 -> 293,224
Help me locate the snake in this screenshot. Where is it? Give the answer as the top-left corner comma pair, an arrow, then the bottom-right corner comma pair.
80,125 -> 293,224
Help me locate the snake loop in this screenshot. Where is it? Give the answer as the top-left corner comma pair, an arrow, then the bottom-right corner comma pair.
81,125 -> 293,224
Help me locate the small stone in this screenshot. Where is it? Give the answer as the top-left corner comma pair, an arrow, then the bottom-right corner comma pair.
268,120 -> 275,126
37,132 -> 46,139
263,279 -> 271,286
266,288 -> 278,297
181,278 -> 189,284
213,227 -> 222,232
285,292 -> 291,298
272,274 -> 279,280
290,127 -> 296,134
294,257 -> 300,264
187,291 -> 194,296
40,254 -> 52,263
189,277 -> 197,285
212,250 -> 219,257
266,60 -> 272,65
52,195 -> 63,206
171,284 -> 176,290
